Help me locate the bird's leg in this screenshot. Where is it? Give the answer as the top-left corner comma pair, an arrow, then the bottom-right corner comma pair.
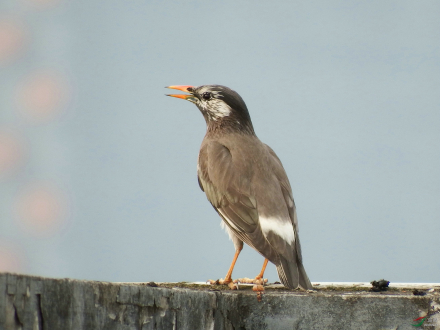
251,258 -> 268,301
221,247 -> 242,284
253,259 -> 268,296
208,246 -> 242,289
255,258 -> 268,280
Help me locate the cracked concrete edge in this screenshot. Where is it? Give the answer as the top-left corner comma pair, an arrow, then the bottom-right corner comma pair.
1,273 -> 235,330
2,273 -> 440,330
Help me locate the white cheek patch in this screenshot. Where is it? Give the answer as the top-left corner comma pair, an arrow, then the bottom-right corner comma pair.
259,217 -> 295,244
199,98 -> 231,121
210,100 -> 231,118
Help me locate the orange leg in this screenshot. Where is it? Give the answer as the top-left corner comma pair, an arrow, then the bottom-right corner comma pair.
223,247 -> 242,284
255,259 -> 268,280
252,259 -> 268,298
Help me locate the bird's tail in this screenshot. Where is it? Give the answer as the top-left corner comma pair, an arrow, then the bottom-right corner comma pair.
276,255 -> 312,290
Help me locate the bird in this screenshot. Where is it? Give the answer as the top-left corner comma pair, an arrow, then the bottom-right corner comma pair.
166,84 -> 312,290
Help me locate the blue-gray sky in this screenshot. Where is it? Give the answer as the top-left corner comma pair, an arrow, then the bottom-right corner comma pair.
0,0 -> 439,284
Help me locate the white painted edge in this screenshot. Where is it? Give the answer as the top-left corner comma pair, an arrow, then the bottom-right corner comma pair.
310,282 -> 440,289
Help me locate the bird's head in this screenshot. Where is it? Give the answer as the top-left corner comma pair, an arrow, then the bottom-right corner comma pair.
166,85 -> 255,134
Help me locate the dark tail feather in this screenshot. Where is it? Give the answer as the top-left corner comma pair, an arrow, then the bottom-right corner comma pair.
276,255 -> 312,290
297,261 -> 312,290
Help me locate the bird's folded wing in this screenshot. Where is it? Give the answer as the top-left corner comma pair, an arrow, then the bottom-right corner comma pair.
198,141 -> 259,235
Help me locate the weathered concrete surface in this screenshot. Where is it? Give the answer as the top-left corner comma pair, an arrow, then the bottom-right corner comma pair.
1,273 -> 439,330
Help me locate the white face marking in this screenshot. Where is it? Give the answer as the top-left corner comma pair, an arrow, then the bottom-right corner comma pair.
205,99 -> 231,120
259,217 -> 295,244
196,87 -> 231,121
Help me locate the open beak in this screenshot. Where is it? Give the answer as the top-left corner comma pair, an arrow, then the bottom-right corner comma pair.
166,85 -> 197,102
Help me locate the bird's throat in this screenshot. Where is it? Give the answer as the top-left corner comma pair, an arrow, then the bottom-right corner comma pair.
205,115 -> 255,136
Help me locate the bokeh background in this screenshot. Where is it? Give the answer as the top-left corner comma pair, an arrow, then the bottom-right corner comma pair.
0,0 -> 439,284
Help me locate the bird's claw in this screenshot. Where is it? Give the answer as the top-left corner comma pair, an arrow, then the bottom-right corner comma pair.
254,287 -> 264,302
250,281 -> 265,302
228,282 -> 238,290
207,278 -> 237,289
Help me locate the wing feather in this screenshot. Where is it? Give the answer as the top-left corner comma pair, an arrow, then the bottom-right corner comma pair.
199,142 -> 259,230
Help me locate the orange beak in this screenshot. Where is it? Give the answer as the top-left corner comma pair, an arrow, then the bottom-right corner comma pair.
166,85 -> 197,102
167,85 -> 193,92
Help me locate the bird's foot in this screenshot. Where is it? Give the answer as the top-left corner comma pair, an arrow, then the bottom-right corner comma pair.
207,277 -> 268,292
234,277 -> 268,286
254,288 -> 264,302
207,278 -> 238,290
235,277 -> 266,300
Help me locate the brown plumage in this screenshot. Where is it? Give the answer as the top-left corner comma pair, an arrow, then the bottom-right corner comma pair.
167,84 -> 312,290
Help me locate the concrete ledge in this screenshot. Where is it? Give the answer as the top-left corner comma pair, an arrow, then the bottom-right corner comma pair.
1,273 -> 439,330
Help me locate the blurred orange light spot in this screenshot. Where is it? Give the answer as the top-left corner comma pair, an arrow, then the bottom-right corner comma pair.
16,184 -> 67,236
18,72 -> 68,121
0,245 -> 23,273
0,19 -> 25,65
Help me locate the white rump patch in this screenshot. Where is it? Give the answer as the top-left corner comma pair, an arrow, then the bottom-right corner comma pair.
259,217 -> 295,244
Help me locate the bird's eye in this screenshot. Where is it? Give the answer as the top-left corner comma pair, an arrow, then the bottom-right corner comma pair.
202,92 -> 212,100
